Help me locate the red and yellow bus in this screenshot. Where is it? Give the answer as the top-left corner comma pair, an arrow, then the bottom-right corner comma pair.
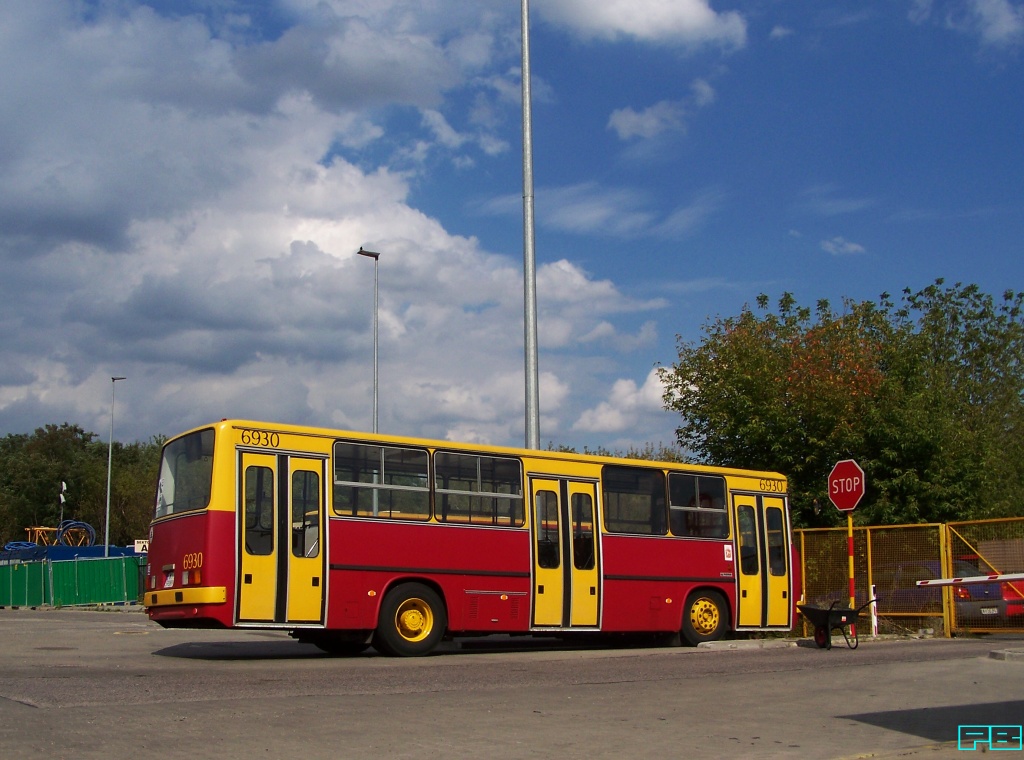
145,419 -> 797,656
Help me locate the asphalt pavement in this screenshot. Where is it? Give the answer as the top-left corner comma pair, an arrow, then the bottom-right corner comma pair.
0,606 -> 1022,759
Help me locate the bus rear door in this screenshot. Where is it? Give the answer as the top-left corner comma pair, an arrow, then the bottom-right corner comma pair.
732,493 -> 792,629
237,451 -> 326,625
530,478 -> 601,629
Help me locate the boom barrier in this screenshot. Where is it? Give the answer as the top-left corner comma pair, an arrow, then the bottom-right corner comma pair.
916,572 -> 1024,587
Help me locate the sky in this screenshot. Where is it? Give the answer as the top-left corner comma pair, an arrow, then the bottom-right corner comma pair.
1,0 -> 1022,453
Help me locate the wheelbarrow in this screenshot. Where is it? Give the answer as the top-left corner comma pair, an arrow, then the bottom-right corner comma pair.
798,599 -> 876,650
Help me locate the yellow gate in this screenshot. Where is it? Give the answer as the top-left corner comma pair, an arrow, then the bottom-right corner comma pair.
795,517 -> 1024,636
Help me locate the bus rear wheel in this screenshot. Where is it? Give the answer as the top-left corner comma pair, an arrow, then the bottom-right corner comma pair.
682,590 -> 727,646
373,583 -> 447,657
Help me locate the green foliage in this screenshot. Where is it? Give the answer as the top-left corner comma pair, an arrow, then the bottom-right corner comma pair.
546,441 -> 687,462
0,425 -> 162,547
659,280 -> 1024,527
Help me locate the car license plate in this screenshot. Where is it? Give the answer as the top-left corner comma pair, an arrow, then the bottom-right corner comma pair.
980,607 -> 998,615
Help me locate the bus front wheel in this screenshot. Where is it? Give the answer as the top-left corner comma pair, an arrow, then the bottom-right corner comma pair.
682,590 -> 727,646
373,583 -> 447,657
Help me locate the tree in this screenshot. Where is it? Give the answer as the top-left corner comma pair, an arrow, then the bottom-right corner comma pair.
109,437 -> 164,544
658,281 -> 1024,527
0,424 -> 104,542
0,425 -> 163,547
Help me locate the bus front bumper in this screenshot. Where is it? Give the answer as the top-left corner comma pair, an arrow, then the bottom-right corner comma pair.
145,586 -> 227,608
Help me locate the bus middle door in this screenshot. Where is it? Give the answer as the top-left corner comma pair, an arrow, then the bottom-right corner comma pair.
237,451 -> 326,625
530,478 -> 600,629
732,493 -> 792,629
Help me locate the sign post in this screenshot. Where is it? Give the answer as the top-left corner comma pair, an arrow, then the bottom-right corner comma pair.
828,459 -> 865,615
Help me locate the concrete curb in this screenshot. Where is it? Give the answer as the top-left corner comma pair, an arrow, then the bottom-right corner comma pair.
700,638 -> 799,650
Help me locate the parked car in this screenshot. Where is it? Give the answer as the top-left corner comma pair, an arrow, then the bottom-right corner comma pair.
874,560 -> 1006,623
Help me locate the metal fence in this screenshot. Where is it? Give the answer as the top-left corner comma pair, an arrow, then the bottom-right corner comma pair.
795,517 -> 1024,636
0,556 -> 144,608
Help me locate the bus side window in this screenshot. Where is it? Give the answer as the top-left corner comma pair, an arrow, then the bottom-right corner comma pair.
601,466 -> 667,536
668,473 -> 728,538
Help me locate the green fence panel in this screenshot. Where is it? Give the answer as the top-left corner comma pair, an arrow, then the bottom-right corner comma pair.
0,562 -> 49,607
49,559 -> 80,607
50,557 -> 142,606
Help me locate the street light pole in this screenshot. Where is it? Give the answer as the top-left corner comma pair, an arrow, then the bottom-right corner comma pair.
356,248 -> 380,433
104,376 -> 126,557
521,0 -> 541,450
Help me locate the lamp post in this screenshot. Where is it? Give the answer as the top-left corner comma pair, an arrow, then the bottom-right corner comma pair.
356,248 -> 380,433
104,376 -> 126,557
521,0 -> 540,449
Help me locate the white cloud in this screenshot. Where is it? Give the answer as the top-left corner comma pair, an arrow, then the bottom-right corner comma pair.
969,0 -> 1024,46
908,0 -> 1024,48
608,101 -> 686,140
572,368 -> 668,434
535,0 -> 747,49
691,78 -> 717,107
608,79 -> 716,142
543,184 -> 656,235
478,183 -> 723,240
536,261 -> 666,351
0,2 -> 671,451
420,108 -> 510,160
797,185 -> 877,217
821,236 -> 867,255
653,188 -> 727,238
909,0 -> 935,25
422,109 -> 469,149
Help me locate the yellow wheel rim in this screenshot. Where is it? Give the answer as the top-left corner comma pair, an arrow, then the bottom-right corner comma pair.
395,598 -> 434,643
690,597 -> 720,635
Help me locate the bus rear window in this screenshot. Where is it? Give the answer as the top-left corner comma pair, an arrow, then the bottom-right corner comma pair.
156,429 -> 215,518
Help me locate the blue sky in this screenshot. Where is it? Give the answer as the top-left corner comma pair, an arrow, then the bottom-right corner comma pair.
0,0 -> 1022,452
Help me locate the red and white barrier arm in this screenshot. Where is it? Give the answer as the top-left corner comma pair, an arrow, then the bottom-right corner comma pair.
916,572 -> 1024,587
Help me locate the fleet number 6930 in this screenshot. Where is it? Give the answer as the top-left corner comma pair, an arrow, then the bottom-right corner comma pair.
240,429 -> 280,447
182,552 -> 203,570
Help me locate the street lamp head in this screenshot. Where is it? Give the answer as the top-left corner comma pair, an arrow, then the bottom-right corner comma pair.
112,376 -> 126,382
356,247 -> 381,260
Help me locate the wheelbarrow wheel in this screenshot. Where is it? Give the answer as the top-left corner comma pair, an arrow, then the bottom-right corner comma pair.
813,625 -> 829,649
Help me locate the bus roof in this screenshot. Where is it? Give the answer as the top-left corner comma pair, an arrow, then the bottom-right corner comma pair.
168,418 -> 787,480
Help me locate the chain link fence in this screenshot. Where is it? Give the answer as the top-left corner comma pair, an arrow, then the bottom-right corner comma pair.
795,517 -> 1024,636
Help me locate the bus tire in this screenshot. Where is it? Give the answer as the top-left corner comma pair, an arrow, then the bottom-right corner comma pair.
682,589 -> 727,646
373,583 -> 447,657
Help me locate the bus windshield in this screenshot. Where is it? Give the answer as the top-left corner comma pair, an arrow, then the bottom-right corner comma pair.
155,428 -> 215,518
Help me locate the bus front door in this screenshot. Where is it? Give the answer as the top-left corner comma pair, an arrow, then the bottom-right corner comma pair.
237,451 -> 326,625
732,493 -> 792,629
530,478 -> 600,629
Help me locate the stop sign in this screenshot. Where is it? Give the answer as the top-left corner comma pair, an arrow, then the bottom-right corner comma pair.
828,459 -> 865,512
